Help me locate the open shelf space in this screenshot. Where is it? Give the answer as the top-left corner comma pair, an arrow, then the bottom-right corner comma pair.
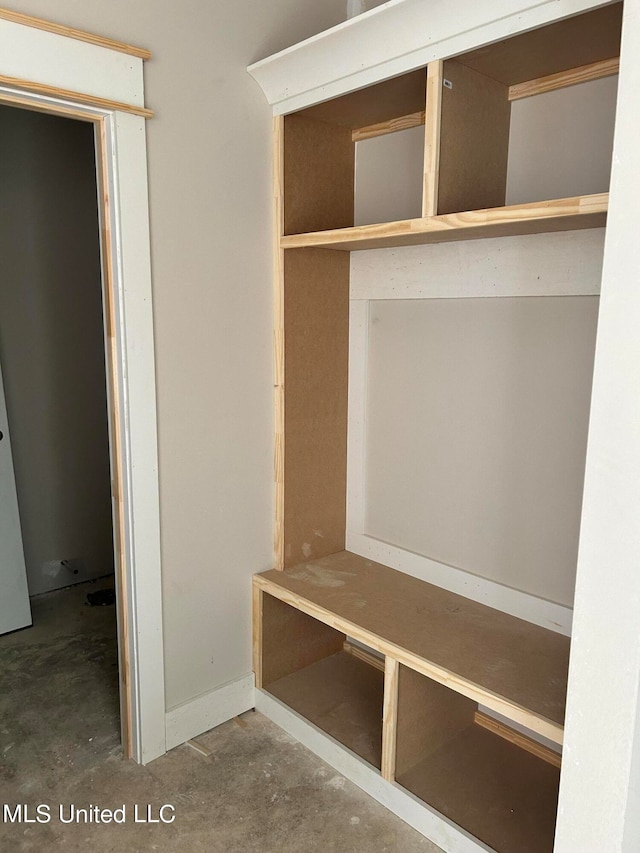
399,722 -> 560,852
265,649 -> 384,768
280,193 -> 607,251
437,3 -> 621,215
395,663 -> 561,852
283,68 -> 427,236
255,551 -> 570,742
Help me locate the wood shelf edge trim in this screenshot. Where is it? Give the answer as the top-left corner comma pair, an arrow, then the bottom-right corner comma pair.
474,711 -> 562,768
0,8 -> 152,59
280,193 -> 608,251
253,574 -> 564,745
352,110 -> 425,142
0,73 -> 154,118
509,57 -> 620,101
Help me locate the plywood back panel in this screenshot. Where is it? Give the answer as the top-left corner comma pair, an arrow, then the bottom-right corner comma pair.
457,3 -> 622,86
261,592 -> 345,686
438,60 -> 510,215
283,113 -> 354,235
283,248 -> 350,568
396,664 -> 476,779
300,69 -> 427,130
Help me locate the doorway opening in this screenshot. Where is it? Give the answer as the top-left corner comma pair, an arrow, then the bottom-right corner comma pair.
0,102 -> 125,761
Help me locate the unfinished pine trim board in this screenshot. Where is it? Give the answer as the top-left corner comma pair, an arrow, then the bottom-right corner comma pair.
0,73 -> 154,118
508,57 -> 620,100
0,8 -> 151,59
352,109 -> 425,142
280,194 -> 608,251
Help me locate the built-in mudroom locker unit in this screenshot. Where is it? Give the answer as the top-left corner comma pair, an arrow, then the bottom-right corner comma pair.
248,2 -> 632,851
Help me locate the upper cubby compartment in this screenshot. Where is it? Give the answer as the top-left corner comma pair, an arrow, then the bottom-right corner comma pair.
270,2 -> 621,250
437,2 -> 623,215
283,69 -> 427,235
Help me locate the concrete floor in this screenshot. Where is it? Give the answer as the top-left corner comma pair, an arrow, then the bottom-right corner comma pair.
0,581 -> 442,852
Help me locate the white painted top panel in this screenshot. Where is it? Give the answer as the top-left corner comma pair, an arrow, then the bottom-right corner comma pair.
0,18 -> 144,106
248,0 -> 613,114
350,230 -> 606,299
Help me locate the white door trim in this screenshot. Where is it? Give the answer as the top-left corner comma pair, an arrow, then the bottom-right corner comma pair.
0,38 -> 165,763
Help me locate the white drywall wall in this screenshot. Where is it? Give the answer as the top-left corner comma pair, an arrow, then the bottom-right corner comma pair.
1,0 -> 346,709
555,0 -> 640,845
506,74 -> 618,205
355,125 -> 424,225
0,106 -> 113,596
364,294 -> 599,607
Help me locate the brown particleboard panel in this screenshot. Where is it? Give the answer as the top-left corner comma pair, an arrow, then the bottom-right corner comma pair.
457,2 -> 622,87
280,194 -> 608,251
255,552 -> 570,736
283,249 -> 350,568
438,60 -> 510,215
283,113 -> 354,235
299,69 -> 427,130
265,650 -> 384,768
398,724 -> 560,853
261,592 -> 345,687
395,664 -> 477,780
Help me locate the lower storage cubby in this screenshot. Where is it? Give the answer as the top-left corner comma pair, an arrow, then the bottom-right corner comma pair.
395,665 -> 561,853
260,592 -> 384,768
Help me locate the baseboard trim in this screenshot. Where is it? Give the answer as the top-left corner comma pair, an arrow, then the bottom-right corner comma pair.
256,689 -> 490,853
165,673 -> 255,751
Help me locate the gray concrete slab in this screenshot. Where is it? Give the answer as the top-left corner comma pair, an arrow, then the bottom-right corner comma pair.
0,581 -> 442,852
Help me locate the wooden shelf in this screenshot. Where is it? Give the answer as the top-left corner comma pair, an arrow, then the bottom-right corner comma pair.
255,551 -> 570,743
280,193 -> 607,252
265,650 -> 384,768
398,721 -> 560,853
